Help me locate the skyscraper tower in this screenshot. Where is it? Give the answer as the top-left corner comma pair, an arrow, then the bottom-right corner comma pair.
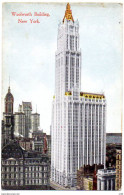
22,102 -> 32,137
51,3 -> 106,187
4,86 -> 14,114
31,112 -> 40,132
2,86 -> 14,146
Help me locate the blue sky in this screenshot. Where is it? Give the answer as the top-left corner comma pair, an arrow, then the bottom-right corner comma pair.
2,3 -> 122,134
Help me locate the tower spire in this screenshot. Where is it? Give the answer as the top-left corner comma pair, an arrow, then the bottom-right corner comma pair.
8,76 -> 10,93
63,3 -> 74,23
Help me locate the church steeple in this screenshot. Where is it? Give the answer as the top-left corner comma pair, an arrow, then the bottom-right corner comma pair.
63,3 -> 74,23
5,86 -> 14,114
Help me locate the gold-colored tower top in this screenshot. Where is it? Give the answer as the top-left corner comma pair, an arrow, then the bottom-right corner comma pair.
63,3 -> 74,23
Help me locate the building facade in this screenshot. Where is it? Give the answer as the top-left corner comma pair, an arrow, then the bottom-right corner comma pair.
116,149 -> 122,190
97,169 -> 116,190
77,164 -> 103,190
14,112 -> 26,137
46,135 -> 51,158
31,130 -> 51,158
14,102 -> 40,138
51,3 -> 106,187
31,113 -> 40,132
31,130 -> 45,152
83,177 -> 93,190
22,102 -> 32,137
16,137 -> 34,151
1,141 -> 50,190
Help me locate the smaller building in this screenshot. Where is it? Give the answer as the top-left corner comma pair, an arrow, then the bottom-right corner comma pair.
2,113 -> 14,147
97,169 -> 116,190
1,140 -> 50,190
32,130 -> 45,152
46,135 -> 51,158
83,177 -> 93,190
16,137 -> 34,151
31,130 -> 51,158
14,112 -> 26,137
31,113 -> 40,132
116,149 -> 122,190
106,144 -> 122,168
77,164 -> 104,190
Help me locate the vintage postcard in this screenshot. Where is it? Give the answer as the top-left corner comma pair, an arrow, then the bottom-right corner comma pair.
1,2 -> 123,194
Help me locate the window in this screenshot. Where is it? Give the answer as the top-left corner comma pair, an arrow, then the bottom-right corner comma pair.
76,37 -> 78,50
70,36 -> 74,50
8,103 -> 12,113
66,35 -> 68,49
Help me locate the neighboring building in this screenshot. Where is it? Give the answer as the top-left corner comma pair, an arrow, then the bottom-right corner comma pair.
106,144 -> 122,168
77,164 -> 104,190
1,141 -> 50,190
24,151 -> 50,189
116,149 -> 122,190
46,135 -> 51,158
4,86 -> 14,114
31,113 -> 40,132
14,112 -> 26,137
97,169 -> 116,190
51,3 -> 106,187
106,133 -> 122,145
2,86 -> 14,147
106,144 -> 116,168
32,130 -> 45,152
22,102 -> 32,137
31,130 -> 51,158
16,137 -> 34,151
1,141 -> 24,188
83,177 -> 93,190
14,102 -> 40,138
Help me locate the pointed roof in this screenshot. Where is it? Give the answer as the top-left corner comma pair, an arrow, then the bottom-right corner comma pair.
63,3 -> 74,23
5,86 -> 14,101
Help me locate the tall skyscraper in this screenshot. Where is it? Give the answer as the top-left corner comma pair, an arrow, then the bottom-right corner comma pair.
14,102 -> 32,138
14,102 -> 40,138
22,102 -> 32,137
31,112 -> 40,132
51,3 -> 106,187
14,112 -> 26,137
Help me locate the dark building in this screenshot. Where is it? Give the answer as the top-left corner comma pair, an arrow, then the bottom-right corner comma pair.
4,86 -> 14,114
2,86 -> 14,147
77,164 -> 104,190
31,130 -> 51,158
116,149 -> 122,190
1,140 -> 50,190
106,143 -> 122,169
46,135 -> 51,158
106,133 -> 122,169
16,137 -> 34,151
32,130 -> 45,152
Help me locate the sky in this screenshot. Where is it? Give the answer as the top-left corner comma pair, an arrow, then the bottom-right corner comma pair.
2,3 -> 122,135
